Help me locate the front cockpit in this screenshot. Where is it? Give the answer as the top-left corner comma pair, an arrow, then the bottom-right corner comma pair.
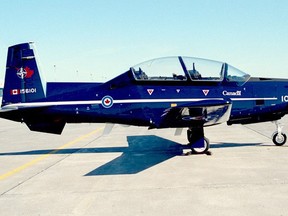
131,56 -> 250,86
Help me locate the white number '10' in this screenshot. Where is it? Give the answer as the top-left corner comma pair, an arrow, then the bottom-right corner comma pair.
281,95 -> 288,102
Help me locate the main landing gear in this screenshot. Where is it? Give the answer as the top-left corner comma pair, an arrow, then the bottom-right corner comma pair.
187,126 -> 210,155
272,121 -> 287,146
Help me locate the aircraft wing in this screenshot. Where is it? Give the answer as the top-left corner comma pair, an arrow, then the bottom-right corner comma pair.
157,99 -> 232,128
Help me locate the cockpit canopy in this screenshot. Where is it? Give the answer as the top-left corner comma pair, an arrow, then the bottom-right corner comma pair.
131,56 -> 250,86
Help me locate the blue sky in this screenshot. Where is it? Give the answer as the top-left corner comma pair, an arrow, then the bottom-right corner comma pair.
0,0 -> 287,82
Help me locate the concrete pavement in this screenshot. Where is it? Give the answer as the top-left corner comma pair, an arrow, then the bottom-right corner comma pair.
1,117 -> 288,216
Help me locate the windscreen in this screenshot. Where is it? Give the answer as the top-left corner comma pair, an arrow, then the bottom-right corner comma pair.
226,64 -> 251,85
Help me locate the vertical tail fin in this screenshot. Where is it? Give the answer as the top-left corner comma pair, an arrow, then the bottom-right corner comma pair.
2,42 -> 46,106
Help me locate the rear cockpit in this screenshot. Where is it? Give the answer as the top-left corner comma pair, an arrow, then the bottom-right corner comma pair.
131,56 -> 250,86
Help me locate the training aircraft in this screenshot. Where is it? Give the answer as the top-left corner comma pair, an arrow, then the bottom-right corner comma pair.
0,42 -> 287,154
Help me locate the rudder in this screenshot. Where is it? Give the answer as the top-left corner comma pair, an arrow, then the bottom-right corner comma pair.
2,42 -> 46,106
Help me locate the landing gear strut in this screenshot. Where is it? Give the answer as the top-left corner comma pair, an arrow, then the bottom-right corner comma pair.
272,121 -> 287,146
187,126 -> 210,154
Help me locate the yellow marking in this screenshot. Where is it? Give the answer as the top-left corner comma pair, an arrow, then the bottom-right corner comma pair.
0,127 -> 103,181
171,103 -> 177,107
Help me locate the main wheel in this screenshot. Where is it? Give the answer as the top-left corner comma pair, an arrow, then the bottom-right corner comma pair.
187,130 -> 193,143
272,132 -> 287,146
191,137 -> 210,154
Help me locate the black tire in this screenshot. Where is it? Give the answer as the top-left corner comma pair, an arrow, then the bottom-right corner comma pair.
191,137 -> 210,154
272,132 -> 287,146
187,130 -> 193,143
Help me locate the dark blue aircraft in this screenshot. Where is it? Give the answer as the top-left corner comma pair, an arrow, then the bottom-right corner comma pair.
1,42 -> 287,154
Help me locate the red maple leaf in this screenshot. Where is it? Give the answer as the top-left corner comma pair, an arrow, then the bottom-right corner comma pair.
105,99 -> 111,104
24,66 -> 34,78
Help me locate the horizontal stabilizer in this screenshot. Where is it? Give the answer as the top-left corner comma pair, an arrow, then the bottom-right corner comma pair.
26,121 -> 66,135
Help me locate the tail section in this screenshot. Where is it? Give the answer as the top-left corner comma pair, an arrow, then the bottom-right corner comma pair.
2,42 -> 46,106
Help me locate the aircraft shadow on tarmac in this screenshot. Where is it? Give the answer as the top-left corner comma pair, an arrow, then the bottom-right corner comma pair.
85,137 -> 261,176
0,135 -> 262,176
85,135 -> 184,176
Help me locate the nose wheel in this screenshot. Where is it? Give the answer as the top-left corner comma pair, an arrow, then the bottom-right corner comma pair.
272,121 -> 287,146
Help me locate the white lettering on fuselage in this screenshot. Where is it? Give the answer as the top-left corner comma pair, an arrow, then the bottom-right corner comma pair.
281,95 -> 288,102
222,90 -> 241,96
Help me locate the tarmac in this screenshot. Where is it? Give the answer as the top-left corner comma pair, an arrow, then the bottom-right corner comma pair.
1,117 -> 288,216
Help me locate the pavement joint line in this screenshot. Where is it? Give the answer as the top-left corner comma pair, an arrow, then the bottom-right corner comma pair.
0,127 -> 103,181
243,125 -> 272,140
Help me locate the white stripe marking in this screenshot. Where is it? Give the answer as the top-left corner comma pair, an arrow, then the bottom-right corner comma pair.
231,97 -> 277,101
0,97 -> 278,110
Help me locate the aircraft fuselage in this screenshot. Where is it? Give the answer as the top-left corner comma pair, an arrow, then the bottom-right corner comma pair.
2,77 -> 287,130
